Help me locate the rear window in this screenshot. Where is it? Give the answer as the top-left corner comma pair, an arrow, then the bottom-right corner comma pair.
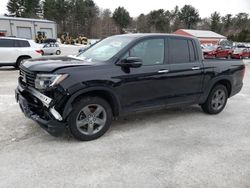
169,38 -> 190,64
0,39 -> 14,47
169,38 -> 197,63
14,40 -> 30,47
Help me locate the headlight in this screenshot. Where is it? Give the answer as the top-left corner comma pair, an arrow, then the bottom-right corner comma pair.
35,74 -> 68,90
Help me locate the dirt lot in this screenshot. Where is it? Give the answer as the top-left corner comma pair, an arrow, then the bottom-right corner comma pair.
0,60 -> 250,187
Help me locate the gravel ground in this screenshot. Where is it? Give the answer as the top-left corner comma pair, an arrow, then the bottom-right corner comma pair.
0,60 -> 249,188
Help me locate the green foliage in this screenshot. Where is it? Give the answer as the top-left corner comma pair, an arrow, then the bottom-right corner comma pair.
113,7 -> 131,33
170,6 -> 181,32
7,0 -> 40,17
229,30 -> 250,42
137,14 -> 150,33
179,5 -> 200,29
148,9 -> 171,32
210,11 -> 221,33
7,0 -> 23,17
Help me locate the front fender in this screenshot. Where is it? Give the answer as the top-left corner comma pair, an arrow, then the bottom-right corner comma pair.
62,86 -> 121,119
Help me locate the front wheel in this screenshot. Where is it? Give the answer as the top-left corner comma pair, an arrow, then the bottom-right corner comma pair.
56,50 -> 61,55
201,84 -> 228,114
68,97 -> 112,141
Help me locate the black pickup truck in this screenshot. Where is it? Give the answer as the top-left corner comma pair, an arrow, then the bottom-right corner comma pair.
15,34 -> 245,141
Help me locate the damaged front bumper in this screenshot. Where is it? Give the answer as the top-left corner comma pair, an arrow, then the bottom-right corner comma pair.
15,83 -> 66,137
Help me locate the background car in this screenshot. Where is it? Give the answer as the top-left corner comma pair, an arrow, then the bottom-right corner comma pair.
0,37 -> 42,68
203,46 -> 233,59
41,43 -> 61,55
232,45 -> 249,59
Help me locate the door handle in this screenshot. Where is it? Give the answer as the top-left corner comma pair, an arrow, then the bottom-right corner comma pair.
192,66 -> 200,70
158,69 -> 169,74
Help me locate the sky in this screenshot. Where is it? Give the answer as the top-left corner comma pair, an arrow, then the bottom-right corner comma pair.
0,0 -> 249,18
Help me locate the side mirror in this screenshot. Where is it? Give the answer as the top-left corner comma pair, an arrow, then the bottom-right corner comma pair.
117,57 -> 142,68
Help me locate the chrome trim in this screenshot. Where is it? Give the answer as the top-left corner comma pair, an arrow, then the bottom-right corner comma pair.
158,69 -> 169,74
192,67 -> 200,70
28,87 -> 52,107
50,106 -> 63,121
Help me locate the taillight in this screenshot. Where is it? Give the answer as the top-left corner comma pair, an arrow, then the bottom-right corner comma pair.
35,50 -> 42,54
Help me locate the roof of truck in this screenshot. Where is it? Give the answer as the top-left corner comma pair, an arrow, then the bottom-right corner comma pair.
115,33 -> 196,39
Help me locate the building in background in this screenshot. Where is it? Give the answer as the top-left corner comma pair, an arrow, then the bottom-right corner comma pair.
174,29 -> 226,45
0,16 -> 57,40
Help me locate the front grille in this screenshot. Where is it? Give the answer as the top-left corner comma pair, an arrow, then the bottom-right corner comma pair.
19,66 -> 36,87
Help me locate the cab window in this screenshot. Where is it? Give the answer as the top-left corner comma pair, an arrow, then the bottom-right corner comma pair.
125,39 -> 165,66
169,38 -> 196,64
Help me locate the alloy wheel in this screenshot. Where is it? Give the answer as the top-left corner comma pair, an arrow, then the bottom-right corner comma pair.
76,104 -> 107,135
211,89 -> 226,111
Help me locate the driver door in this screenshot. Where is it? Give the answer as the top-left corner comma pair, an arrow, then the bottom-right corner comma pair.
115,38 -> 171,111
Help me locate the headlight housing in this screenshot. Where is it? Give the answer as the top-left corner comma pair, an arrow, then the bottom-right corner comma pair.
35,74 -> 68,90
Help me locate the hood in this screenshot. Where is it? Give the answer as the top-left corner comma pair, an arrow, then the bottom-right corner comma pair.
21,55 -> 104,72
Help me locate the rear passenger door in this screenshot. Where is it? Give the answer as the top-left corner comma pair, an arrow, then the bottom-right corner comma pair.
167,37 -> 203,104
0,39 -> 17,64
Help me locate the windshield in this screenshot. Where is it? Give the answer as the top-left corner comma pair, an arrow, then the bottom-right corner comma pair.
204,46 -> 217,51
77,36 -> 133,62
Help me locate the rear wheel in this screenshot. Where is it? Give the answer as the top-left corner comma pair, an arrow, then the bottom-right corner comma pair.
227,54 -> 231,59
56,50 -> 61,55
15,56 -> 30,68
201,84 -> 228,114
68,97 -> 112,141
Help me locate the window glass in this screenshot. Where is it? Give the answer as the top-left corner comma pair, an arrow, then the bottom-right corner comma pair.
169,38 -> 189,64
77,36 -> 133,62
127,39 -> 164,65
14,40 -> 30,47
188,40 -> 196,62
0,39 -> 14,47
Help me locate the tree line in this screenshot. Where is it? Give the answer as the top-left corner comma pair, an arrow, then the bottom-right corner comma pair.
6,0 -> 250,42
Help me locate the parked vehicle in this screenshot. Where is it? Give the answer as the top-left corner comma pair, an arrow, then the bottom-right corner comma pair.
203,46 -> 233,59
0,37 -> 42,68
231,45 -> 249,59
43,38 -> 57,44
15,34 -> 245,141
41,43 -> 61,55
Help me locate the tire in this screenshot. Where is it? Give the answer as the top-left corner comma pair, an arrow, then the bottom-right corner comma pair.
56,50 -> 61,55
15,56 -> 30,68
68,96 -> 112,141
201,84 -> 228,114
41,50 -> 44,56
227,54 -> 231,59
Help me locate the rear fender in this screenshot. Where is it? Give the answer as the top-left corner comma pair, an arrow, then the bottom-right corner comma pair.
200,75 -> 233,103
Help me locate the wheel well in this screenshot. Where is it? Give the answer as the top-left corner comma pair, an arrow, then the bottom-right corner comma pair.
73,90 -> 120,117
16,55 -> 31,63
214,79 -> 232,97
